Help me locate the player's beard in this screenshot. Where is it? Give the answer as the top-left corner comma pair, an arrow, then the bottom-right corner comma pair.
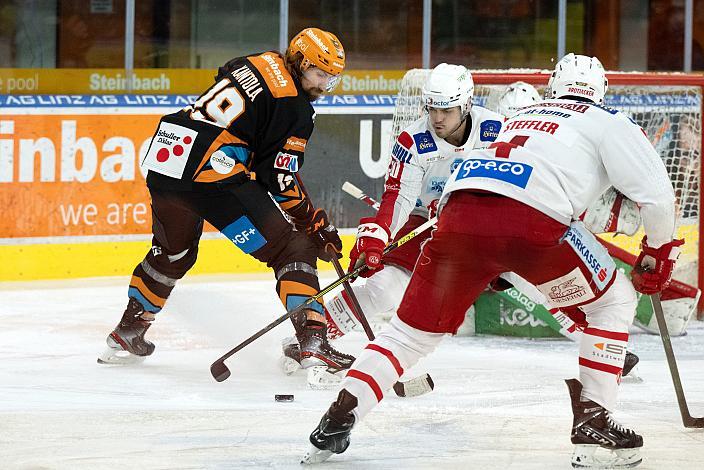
303,87 -> 325,101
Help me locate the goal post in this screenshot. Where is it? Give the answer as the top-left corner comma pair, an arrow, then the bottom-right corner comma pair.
391,69 -> 704,319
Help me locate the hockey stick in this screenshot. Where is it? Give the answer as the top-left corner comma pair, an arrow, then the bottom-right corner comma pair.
327,251 -> 435,398
341,181 -> 436,397
210,216 -> 438,382
342,181 -> 381,210
651,293 -> 704,428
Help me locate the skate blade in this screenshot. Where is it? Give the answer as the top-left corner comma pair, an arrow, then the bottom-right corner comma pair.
278,355 -> 302,376
301,443 -> 334,464
571,444 -> 642,469
307,366 -> 343,390
621,365 -> 644,384
97,346 -> 146,365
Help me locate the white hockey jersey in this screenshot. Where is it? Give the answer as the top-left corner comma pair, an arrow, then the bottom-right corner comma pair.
441,99 -> 676,247
378,106 -> 504,237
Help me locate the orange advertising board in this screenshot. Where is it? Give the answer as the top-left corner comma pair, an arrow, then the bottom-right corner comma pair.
0,113 -> 160,238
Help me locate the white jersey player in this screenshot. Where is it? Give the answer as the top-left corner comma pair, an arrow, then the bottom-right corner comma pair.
304,54 -> 683,469
325,63 -> 503,340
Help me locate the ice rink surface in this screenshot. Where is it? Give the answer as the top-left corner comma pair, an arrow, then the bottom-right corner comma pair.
1,274 -> 703,470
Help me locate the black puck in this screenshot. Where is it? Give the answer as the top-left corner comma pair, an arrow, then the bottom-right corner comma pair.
275,394 -> 294,402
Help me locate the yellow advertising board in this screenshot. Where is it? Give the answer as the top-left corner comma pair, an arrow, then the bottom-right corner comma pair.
0,68 -> 404,95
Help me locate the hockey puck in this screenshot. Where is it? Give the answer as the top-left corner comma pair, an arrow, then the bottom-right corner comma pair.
275,394 -> 294,402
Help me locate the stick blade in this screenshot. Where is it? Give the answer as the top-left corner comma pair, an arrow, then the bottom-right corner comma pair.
393,373 -> 435,398
685,417 -> 704,428
341,181 -> 364,198
211,361 -> 231,382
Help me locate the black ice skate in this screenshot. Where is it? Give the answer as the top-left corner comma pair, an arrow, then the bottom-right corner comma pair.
297,321 -> 355,371
622,351 -> 640,377
98,298 -> 156,365
565,379 -> 643,469
301,389 -> 357,464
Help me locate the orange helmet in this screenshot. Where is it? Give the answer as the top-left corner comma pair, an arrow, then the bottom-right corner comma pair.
289,28 -> 345,77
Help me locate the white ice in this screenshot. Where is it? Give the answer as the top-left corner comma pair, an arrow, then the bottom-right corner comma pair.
1,274 -> 703,469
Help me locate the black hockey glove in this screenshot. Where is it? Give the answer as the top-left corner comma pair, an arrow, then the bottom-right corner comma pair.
295,208 -> 343,262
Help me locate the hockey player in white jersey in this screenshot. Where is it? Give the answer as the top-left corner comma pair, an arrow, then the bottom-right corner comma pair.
300,63 -> 503,351
495,81 -> 642,375
303,54 -> 683,468
281,63 -> 502,369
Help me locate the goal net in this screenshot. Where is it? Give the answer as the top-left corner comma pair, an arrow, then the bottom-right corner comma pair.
390,69 -> 704,314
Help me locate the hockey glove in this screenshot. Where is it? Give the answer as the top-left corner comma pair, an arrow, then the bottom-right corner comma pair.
294,208 -> 342,262
348,217 -> 390,278
631,236 -> 684,294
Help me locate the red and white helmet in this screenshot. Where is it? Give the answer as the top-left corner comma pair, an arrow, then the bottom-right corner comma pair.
422,63 -> 474,118
497,81 -> 541,117
546,53 -> 608,104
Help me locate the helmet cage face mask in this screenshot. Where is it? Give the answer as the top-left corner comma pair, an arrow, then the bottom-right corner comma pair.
546,53 -> 608,104
302,67 -> 342,93
422,63 -> 474,119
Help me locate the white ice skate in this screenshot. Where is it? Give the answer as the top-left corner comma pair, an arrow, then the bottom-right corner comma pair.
301,444 -> 334,465
97,342 -> 147,365
306,366 -> 344,390
571,445 -> 642,469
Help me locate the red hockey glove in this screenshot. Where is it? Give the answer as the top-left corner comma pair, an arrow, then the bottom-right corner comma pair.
348,217 -> 390,278
631,236 -> 684,294
294,208 -> 342,262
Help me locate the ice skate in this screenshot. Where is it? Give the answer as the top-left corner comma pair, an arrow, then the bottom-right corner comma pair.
278,336 -> 302,375
565,379 -> 643,469
297,321 -> 355,371
98,298 -> 156,364
620,351 -> 643,383
302,389 -> 357,464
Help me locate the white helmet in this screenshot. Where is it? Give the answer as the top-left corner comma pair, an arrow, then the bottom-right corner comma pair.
497,81 -> 541,117
422,63 -> 474,118
546,53 -> 608,104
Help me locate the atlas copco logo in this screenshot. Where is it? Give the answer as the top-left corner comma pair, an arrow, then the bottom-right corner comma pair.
426,97 -> 451,107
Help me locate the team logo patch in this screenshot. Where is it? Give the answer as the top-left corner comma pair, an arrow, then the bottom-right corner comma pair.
222,216 -> 267,254
413,131 -> 437,154
428,177 -> 446,194
274,152 -> 299,172
283,137 -> 307,152
210,150 -> 236,174
391,142 -> 412,163
454,158 -> 533,188
561,221 -> 616,291
480,120 -> 502,141
141,121 -> 198,179
536,267 -> 595,307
